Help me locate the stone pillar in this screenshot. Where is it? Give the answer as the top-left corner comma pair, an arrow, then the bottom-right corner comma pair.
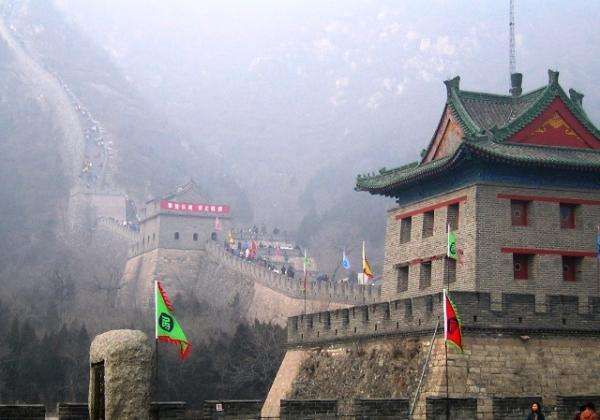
89,329 -> 154,420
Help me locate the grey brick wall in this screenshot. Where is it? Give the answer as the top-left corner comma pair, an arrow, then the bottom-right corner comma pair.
491,396 -> 541,420
150,402 -> 186,419
201,400 -> 262,419
476,184 -> 600,311
205,242 -> 381,305
382,186 -> 476,301
381,182 -> 600,310
287,290 -> 600,346
280,399 -> 338,419
56,402 -> 88,420
425,397 -> 477,420
0,405 -> 45,419
353,398 -> 409,419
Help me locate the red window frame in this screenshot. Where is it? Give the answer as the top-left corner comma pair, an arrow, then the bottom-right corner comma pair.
559,203 -> 576,229
562,256 -> 577,282
513,254 -> 529,280
511,200 -> 528,226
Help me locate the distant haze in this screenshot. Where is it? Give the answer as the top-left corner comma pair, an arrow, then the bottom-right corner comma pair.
57,0 -> 600,230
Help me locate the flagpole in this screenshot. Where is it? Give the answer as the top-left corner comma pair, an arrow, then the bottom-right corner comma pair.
444,288 -> 449,420
154,281 -> 159,403
303,248 -> 307,315
445,224 -> 450,420
597,225 -> 599,299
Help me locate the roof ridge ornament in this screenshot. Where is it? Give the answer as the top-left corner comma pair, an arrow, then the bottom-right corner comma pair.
444,76 -> 460,96
509,73 -> 523,97
548,69 -> 560,86
569,88 -> 584,107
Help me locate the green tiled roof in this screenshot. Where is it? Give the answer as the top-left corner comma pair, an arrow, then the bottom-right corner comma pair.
452,87 -> 545,133
356,70 -> 600,195
466,135 -> 600,170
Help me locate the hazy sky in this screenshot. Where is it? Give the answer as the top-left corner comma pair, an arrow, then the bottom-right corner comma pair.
56,0 -> 600,227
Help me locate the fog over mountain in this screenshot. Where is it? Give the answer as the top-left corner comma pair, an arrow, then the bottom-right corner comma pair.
1,0 -> 600,409
54,0 -> 600,269
1,0 -> 599,287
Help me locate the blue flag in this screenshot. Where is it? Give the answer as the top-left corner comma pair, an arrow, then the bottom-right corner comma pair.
342,250 -> 350,269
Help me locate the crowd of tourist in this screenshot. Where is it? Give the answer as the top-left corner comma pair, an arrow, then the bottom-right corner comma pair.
223,239 -> 297,279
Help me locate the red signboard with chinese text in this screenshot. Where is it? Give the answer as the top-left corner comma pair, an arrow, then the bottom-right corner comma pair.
160,200 -> 230,214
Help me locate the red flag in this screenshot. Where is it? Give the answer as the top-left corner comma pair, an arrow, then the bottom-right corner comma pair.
443,289 -> 463,352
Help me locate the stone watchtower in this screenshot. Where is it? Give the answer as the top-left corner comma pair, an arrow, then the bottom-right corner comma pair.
131,180 -> 232,256
123,181 -> 232,309
268,71 -> 600,419
357,69 -> 600,313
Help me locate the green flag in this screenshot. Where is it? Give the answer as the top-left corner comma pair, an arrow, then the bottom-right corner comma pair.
155,281 -> 191,359
447,228 -> 458,260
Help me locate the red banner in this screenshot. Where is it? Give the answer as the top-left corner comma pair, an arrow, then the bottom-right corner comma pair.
160,200 -> 230,214
444,289 -> 463,352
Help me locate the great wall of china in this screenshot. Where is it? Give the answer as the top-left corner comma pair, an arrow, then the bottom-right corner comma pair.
118,237 -> 382,326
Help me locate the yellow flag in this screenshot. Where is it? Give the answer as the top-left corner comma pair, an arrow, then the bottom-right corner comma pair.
362,241 -> 374,279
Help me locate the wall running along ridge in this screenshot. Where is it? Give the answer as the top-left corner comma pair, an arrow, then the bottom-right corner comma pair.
205,241 -> 381,305
121,242 -> 364,325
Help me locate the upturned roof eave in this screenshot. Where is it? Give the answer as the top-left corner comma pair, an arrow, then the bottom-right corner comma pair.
355,151 -> 462,195
356,139 -> 600,196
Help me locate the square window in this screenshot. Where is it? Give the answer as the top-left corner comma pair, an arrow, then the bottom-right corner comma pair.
513,254 -> 530,280
422,211 -> 434,238
404,299 -> 412,318
396,265 -> 409,292
511,200 -> 528,226
400,217 -> 412,243
447,203 -> 459,230
560,203 -> 577,229
405,300 -> 413,318
446,257 -> 457,283
562,256 -> 581,282
419,261 -> 432,289
341,309 -> 349,326
324,312 -> 331,329
425,295 -> 434,313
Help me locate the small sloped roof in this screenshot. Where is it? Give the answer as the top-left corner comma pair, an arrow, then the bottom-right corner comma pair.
146,179 -> 204,204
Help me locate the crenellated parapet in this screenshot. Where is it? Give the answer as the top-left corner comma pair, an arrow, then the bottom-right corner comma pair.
98,216 -> 140,243
287,291 -> 600,346
205,241 -> 381,305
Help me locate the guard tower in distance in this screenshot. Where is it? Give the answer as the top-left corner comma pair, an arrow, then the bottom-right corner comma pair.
131,180 -> 232,257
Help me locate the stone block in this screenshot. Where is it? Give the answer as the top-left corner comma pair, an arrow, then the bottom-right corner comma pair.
280,399 -> 338,420
353,398 -> 409,419
89,329 -> 153,420
201,400 -> 262,419
426,397 -> 477,420
150,402 -> 186,419
57,402 -> 88,420
492,396 -> 541,420
0,405 -> 45,419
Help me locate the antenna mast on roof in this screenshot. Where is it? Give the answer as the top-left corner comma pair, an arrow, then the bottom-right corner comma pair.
509,0 -> 516,76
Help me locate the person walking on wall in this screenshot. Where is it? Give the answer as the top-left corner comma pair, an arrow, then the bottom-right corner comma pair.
526,402 -> 545,420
